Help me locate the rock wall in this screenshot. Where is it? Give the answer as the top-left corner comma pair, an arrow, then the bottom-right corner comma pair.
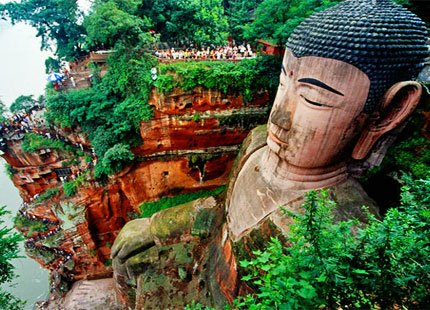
1,85 -> 270,296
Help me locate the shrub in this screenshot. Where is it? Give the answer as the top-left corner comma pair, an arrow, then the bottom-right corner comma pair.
235,183 -> 430,309
34,187 -> 60,202
21,133 -> 69,153
100,143 -> 135,175
63,174 -> 85,197
45,49 -> 156,177
0,206 -> 26,310
4,164 -> 17,179
155,56 -> 280,103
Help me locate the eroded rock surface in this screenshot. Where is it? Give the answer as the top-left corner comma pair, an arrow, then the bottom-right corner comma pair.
1,85 -> 270,306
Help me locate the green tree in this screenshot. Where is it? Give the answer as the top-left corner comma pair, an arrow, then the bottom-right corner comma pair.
192,0 -> 229,46
226,0 -> 264,42
84,0 -> 151,49
0,0 -> 86,60
44,57 -> 61,74
243,0 -> 341,47
10,95 -> 36,113
0,206 -> 26,310
139,0 -> 228,47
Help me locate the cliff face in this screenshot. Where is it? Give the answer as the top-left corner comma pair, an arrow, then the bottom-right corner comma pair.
1,85 -> 270,290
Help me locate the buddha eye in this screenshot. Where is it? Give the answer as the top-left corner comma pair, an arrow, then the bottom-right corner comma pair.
300,95 -> 330,108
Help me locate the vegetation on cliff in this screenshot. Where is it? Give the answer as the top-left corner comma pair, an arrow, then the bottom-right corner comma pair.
21,133 -> 73,154
0,206 -> 26,310
45,51 -> 279,177
45,48 -> 155,177
155,56 -> 280,102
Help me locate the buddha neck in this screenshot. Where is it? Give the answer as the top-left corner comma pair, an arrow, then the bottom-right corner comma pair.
261,148 -> 348,190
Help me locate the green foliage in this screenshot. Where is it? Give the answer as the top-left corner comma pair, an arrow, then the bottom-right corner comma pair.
226,0 -> 264,42
13,215 -> 48,235
84,0 -> 152,49
187,179 -> 430,309
139,185 -> 226,218
244,0 -> 341,46
0,0 -> 86,60
184,301 -> 214,310
156,55 -> 280,103
0,206 -> 24,283
242,0 -> 410,46
63,174 -> 85,197
21,133 -> 70,153
46,49 -> 156,176
0,206 -> 27,309
100,143 -> 135,175
0,290 -> 26,310
4,164 -> 17,180
45,57 -> 61,74
10,95 -> 36,113
34,187 -> 60,202
140,0 -> 228,46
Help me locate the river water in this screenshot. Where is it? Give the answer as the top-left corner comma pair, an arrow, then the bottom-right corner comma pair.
0,17 -> 50,310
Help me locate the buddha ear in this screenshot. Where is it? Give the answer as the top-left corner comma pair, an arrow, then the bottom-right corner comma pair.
352,81 -> 422,160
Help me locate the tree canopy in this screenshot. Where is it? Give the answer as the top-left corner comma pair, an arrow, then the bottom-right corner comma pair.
139,0 -> 229,47
0,0 -> 86,60
10,95 -> 36,113
84,0 -> 152,49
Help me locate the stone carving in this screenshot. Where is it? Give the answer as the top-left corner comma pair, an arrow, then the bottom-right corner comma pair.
111,0 -> 429,308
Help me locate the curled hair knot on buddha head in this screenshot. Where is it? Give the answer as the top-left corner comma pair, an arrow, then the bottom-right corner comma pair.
287,0 -> 429,113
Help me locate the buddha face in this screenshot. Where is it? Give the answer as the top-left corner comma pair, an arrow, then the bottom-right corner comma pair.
267,49 -> 371,169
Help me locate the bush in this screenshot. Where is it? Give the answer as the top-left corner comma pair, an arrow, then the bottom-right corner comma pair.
13,215 -> 48,235
34,187 -> 60,202
21,133 -> 69,153
4,164 -> 17,179
100,143 -> 135,175
63,174 -> 85,197
155,55 -> 280,103
139,185 -> 226,218
0,206 -> 26,310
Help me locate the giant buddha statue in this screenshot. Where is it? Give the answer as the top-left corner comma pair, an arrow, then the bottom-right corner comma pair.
111,0 -> 429,308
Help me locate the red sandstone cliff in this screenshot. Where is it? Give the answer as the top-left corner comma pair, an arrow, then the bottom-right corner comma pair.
1,85 -> 270,295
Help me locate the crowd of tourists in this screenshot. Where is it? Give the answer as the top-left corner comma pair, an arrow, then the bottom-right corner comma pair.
0,112 -> 35,137
154,43 -> 255,60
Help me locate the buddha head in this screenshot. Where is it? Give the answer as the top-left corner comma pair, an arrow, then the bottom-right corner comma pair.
267,0 -> 428,174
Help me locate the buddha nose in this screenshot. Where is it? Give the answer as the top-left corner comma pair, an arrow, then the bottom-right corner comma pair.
271,110 -> 292,131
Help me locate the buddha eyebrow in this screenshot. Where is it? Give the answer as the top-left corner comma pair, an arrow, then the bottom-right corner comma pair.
298,78 -> 344,96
